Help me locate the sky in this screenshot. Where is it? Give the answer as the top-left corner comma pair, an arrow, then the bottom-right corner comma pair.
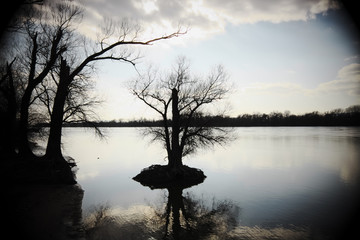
74,0 -> 360,121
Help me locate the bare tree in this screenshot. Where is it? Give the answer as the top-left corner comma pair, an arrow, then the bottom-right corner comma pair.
15,1 -> 78,159
42,23 -> 185,183
0,59 -> 17,156
132,57 -> 231,170
1,0 -> 185,183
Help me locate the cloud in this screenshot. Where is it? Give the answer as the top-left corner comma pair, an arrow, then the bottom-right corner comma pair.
79,0 -> 339,41
203,0 -> 339,24
76,170 -> 99,181
316,63 -> 360,96
344,55 -> 359,62
230,63 -> 359,116
241,63 -> 360,97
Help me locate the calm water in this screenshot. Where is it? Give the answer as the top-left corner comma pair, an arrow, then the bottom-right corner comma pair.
62,127 -> 360,239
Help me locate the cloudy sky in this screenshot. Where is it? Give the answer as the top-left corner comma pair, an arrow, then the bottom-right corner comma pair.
76,0 -> 359,121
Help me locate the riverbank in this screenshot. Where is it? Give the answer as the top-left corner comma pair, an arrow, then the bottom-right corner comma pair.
5,183 -> 85,240
46,105 -> 360,128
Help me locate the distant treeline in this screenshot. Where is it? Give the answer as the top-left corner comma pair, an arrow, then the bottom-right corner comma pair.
59,105 -> 360,128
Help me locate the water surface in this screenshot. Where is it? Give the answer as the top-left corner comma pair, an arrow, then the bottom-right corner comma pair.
62,127 -> 360,239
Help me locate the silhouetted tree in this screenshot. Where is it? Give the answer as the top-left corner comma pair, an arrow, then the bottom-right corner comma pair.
132,57 -> 230,171
0,59 -> 17,156
41,24 -> 184,183
1,0 -> 185,183
14,2 -> 75,159
346,105 -> 360,113
36,58 -> 102,131
0,1 -> 46,158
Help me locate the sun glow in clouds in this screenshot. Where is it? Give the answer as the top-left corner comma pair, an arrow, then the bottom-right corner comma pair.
135,0 -> 159,14
72,0 -> 359,120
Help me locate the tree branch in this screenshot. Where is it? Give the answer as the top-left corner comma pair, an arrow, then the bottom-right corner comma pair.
70,29 -> 186,78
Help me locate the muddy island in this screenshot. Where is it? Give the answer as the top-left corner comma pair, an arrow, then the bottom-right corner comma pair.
133,164 -> 206,189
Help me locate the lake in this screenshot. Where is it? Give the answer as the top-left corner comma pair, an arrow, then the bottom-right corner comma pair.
61,127 -> 360,239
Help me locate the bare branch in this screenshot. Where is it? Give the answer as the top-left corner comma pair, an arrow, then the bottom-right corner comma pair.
71,27 -> 186,79
131,57 -> 232,161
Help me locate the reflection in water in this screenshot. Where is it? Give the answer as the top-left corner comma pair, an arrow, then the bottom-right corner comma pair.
339,151 -> 360,184
66,127 -> 360,239
83,182 -> 240,239
156,183 -> 240,239
84,180 -> 314,240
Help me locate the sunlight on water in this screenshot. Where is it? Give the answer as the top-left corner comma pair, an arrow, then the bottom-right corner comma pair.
62,127 -> 360,238
82,200 -> 311,240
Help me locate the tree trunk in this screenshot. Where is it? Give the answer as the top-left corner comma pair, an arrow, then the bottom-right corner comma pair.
45,84 -> 67,159
45,58 -> 76,184
18,34 -> 39,159
7,63 -> 17,156
0,61 -> 17,157
19,84 -> 37,159
169,88 -> 183,169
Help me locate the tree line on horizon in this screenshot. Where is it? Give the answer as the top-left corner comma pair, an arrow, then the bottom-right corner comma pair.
61,105 -> 360,127
1,1 -> 359,185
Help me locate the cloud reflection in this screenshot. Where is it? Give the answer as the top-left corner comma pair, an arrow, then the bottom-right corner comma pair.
83,201 -> 313,240
83,181 -> 316,240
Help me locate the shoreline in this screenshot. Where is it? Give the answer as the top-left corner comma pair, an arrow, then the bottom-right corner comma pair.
6,183 -> 85,240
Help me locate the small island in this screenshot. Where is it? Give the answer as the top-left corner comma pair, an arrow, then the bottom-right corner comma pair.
130,58 -> 230,184
133,164 -> 206,189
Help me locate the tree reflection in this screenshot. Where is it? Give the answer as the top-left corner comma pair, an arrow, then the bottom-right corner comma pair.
84,179 -> 316,240
157,183 -> 240,240
84,180 -> 240,240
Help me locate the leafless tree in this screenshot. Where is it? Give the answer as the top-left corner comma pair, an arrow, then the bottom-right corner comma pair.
13,1 -> 80,159
35,56 -> 103,134
42,21 -> 185,183
132,57 -> 231,170
1,0 -> 185,183
0,59 -> 18,156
